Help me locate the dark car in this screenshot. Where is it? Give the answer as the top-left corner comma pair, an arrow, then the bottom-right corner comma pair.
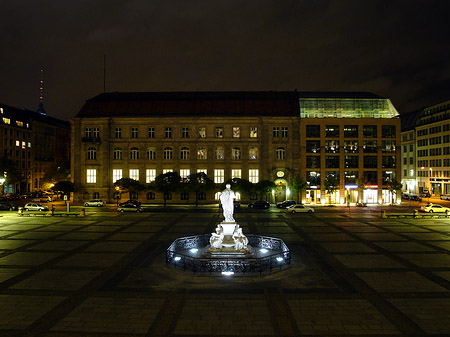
276,200 -> 296,208
119,200 -> 142,207
248,200 -> 270,209
409,195 -> 422,201
419,192 -> 431,198
117,204 -> 144,212
0,202 -> 18,211
219,200 -> 241,209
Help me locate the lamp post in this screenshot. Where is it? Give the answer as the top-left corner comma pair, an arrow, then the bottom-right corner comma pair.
429,167 -> 433,202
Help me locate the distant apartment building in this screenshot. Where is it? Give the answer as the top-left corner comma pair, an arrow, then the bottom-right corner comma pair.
71,91 -> 401,205
400,110 -> 421,195
0,104 -> 70,195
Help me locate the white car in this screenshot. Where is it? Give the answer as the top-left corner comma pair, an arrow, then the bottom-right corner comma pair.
84,199 -> 105,207
440,195 -> 450,200
420,203 -> 450,213
24,203 -> 49,211
286,205 -> 314,214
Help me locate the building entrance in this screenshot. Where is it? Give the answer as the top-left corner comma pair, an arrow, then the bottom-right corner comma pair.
274,179 -> 287,202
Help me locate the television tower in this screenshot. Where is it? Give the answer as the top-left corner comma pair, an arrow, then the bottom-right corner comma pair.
36,69 -> 46,115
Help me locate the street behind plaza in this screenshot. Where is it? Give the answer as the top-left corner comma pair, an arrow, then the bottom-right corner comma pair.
1,203 -> 450,336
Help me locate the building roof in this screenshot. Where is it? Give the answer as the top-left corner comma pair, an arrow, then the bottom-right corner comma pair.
400,110 -> 422,131
74,91 -> 301,118
0,103 -> 70,129
297,91 -> 386,99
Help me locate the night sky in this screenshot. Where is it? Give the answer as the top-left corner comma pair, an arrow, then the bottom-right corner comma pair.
1,0 -> 449,121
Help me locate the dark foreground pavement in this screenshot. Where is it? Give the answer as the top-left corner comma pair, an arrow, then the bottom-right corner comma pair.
0,207 -> 450,336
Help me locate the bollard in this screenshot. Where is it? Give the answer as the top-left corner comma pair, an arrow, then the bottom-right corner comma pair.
414,209 -> 419,219
80,208 -> 86,217
381,210 -> 386,219
51,206 -> 55,216
18,207 -> 23,215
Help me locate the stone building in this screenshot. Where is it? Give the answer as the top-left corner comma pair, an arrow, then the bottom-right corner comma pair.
71,91 -> 401,205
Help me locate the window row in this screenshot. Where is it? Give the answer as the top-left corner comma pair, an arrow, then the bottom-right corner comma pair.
305,125 -> 396,138
306,156 -> 396,169
306,140 -> 396,153
306,170 -> 395,186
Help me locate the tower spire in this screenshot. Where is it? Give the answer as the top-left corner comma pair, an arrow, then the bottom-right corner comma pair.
37,69 -> 46,115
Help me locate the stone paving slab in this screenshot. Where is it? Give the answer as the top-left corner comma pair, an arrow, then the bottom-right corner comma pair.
335,254 -> 405,269
373,241 -> 435,252
0,251 -> 60,266
27,240 -> 88,251
56,252 -> 125,268
0,268 -> 26,282
0,239 -> 36,249
399,253 -> 450,267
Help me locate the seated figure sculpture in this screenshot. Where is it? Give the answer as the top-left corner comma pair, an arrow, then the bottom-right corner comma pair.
232,227 -> 248,251
210,224 -> 224,249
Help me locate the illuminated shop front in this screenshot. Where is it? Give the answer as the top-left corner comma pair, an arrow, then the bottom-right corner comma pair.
305,188 -> 321,204
363,185 -> 378,204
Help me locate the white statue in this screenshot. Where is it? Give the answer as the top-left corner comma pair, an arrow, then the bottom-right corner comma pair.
220,184 -> 235,222
210,224 -> 224,249
232,227 -> 248,251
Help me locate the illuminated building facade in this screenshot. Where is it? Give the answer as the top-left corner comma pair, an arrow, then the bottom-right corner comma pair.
71,91 -> 401,205
0,104 -> 70,195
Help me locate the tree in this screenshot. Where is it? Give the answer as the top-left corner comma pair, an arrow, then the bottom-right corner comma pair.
185,172 -> 215,206
150,172 -> 182,206
255,180 -> 276,201
42,162 -> 71,184
0,157 -> 20,188
386,178 -> 403,204
221,178 -> 254,200
114,178 -> 145,200
323,174 -> 340,204
291,174 -> 308,204
51,181 -> 76,202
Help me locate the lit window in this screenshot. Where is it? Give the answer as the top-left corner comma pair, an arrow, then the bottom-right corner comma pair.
233,127 -> 240,138
197,147 -> 207,160
232,169 -> 241,179
215,127 -> 223,138
250,126 -> 258,138
214,169 -> 224,183
113,148 -> 122,160
21,141 -> 26,149
249,169 -> 259,183
15,140 -> 19,147
28,142 -> 31,148
180,169 -> 190,179
232,147 -> 241,160
163,169 -> 173,174
87,169 -> 96,183
197,169 -> 207,174
198,127 -> 206,138
113,169 -> 122,182
180,147 -> 190,160
249,147 -> 258,160
87,147 -> 97,160
16,121 -> 23,127
215,147 -> 225,160
146,169 -> 156,183
129,169 -> 139,180
130,147 -> 140,160
215,192 -> 221,200
147,147 -> 156,160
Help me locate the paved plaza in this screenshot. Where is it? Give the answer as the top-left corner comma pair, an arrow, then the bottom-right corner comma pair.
1,206 -> 450,336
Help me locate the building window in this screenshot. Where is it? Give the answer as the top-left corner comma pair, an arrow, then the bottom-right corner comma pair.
325,156 -> 339,168
249,147 -> 258,160
215,127 -> 223,138
165,127 -> 172,138
87,169 -> 96,183
181,192 -> 189,200
325,140 -> 339,153
363,156 -> 378,168
197,169 -> 207,174
250,126 -> 258,138
273,127 -> 280,138
180,147 -> 190,160
382,140 -> 396,153
147,192 -> 155,200
166,193 -> 172,200
344,140 -> 358,153
181,127 -> 189,138
382,156 -> 396,168
198,127 -> 206,138
363,125 -> 377,138
344,156 -> 358,168
306,156 -> 321,169
163,147 -> 173,160
344,171 -> 358,185
87,147 -> 96,160
113,148 -> 122,160
306,171 -> 320,186
249,169 -> 259,183
92,128 -> 99,138
131,127 -> 138,139
214,169 -> 224,183
281,126 -> 288,138
325,125 -> 339,137
129,169 -> 139,180
215,147 -> 225,160
363,140 -> 377,153
93,192 -> 100,199
232,147 -> 241,160
197,147 -> 207,160
84,127 -> 92,138
130,147 -> 140,160
382,125 -> 396,138
306,140 -> 320,153
113,169 -> 122,183
232,169 -> 241,179
147,147 -> 156,160
163,169 -> 173,174
180,169 -> 190,179
409,144 -> 413,152
198,192 -> 206,200
409,157 -> 413,164
233,127 -> 240,138
130,192 -> 138,199
306,125 -> 320,137
148,127 -> 155,138
146,169 -> 156,183
364,171 -> 377,185
344,125 -> 358,138
276,147 -> 286,160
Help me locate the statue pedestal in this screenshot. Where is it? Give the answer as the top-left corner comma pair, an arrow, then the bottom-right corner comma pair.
218,221 -> 238,247
206,245 -> 253,258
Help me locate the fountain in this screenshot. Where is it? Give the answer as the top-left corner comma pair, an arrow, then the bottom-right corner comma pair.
166,185 -> 291,275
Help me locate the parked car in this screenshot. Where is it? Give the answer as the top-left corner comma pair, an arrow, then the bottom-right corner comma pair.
84,199 -> 105,207
219,200 -> 241,209
440,195 -> 450,200
0,202 -> 18,211
420,203 -> 450,213
286,205 -> 315,214
248,200 -> 270,209
117,204 -> 144,212
409,195 -> 422,201
119,200 -> 142,207
419,192 -> 431,198
276,200 -> 296,209
24,203 -> 49,211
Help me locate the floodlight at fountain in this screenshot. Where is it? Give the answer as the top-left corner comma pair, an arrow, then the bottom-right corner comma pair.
260,248 -> 268,253
190,248 -> 198,253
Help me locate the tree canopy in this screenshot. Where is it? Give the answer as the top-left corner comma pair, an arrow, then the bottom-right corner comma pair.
114,178 -> 145,199
150,172 -> 182,206
185,172 -> 215,206
291,174 -> 308,204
